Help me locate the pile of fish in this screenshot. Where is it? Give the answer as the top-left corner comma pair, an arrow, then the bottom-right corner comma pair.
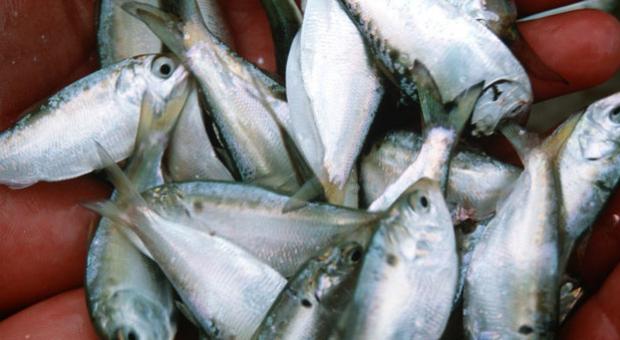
2,0 -> 619,339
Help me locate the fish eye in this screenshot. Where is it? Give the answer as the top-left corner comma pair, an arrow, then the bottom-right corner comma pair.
151,56 -> 177,79
348,247 -> 363,263
609,106 -> 620,123
408,191 -> 430,212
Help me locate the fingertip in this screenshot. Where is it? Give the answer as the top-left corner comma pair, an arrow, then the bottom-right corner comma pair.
516,10 -> 620,101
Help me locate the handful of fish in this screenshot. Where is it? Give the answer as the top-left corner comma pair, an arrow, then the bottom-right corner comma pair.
2,0 -> 620,339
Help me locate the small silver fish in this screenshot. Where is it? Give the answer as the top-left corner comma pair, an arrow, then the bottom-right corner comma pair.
0,55 -> 187,188
86,78 -> 189,340
254,241 -> 363,340
88,157 -> 287,340
361,131 -> 521,220
337,178 -> 457,339
464,124 -> 564,338
294,0 -> 383,189
98,0 -> 163,66
556,92 -> 620,270
126,3 -> 302,193
140,181 -> 379,277
166,85 -> 234,182
337,0 -> 532,135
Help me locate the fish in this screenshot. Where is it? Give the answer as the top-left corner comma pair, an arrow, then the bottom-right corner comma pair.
86,156 -> 287,340
98,0 -> 163,66
367,63 -> 483,212
361,131 -> 521,221
555,92 -> 620,271
86,73 -> 190,340
337,178 -> 457,339
463,123 -> 566,338
172,0 -> 235,47
140,180 -> 380,277
166,85 -> 234,182
0,54 -> 188,188
336,0 -> 532,135
260,0 -> 302,76
293,0 -> 384,190
125,2 -> 302,194
254,241 -> 364,340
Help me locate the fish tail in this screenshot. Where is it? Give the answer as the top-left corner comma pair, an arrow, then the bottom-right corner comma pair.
412,61 -> 483,135
122,2 -> 187,57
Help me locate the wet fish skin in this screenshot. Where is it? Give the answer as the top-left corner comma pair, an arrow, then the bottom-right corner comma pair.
125,3 -> 301,193
337,0 -> 532,135
166,86 -> 234,181
361,131 -> 521,220
141,181 -> 380,277
87,171 -> 287,339
556,92 -> 620,270
98,0 -> 163,66
87,67 -> 189,340
339,178 -> 457,339
297,0 -> 383,189
464,139 -> 560,338
0,54 -> 187,188
254,241 -> 363,340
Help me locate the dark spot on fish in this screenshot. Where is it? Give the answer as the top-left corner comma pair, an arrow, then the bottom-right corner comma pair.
209,230 -> 216,237
350,248 -> 362,263
492,85 -> 503,101
301,299 -> 312,308
518,325 -> 534,335
386,254 -> 398,266
193,201 -> 204,212
419,196 -> 429,208
610,106 -> 620,123
314,293 -> 321,303
127,332 -> 138,340
389,49 -> 400,62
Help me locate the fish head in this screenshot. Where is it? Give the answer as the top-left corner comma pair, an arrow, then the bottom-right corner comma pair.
141,54 -> 189,107
391,177 -> 452,229
578,92 -> 620,160
313,241 -> 364,303
93,289 -> 175,340
471,79 -> 532,135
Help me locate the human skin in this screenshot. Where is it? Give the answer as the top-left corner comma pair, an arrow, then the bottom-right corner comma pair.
0,0 -> 619,338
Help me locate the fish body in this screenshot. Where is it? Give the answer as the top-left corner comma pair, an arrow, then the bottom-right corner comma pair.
0,55 -> 185,188
337,0 -> 532,134
87,62 -> 189,340
89,180 -> 287,339
166,87 -> 234,181
361,131 -> 521,220
464,131 -> 561,338
295,0 -> 383,189
126,4 -> 300,193
141,181 -> 379,276
556,93 -> 620,269
254,241 -> 363,340
98,0 -> 163,66
338,179 -> 457,339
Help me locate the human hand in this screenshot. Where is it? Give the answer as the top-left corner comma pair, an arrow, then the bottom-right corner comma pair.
0,0 -> 618,338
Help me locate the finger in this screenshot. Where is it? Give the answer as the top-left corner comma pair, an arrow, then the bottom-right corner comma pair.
516,10 -> 620,101
515,0 -> 581,16
573,189 -> 620,291
561,263 -> 620,338
0,176 -> 110,317
220,0 -> 277,73
0,0 -> 99,130
0,288 -> 98,339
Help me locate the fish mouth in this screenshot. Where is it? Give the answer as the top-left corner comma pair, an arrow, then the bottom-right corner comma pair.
115,326 -> 141,340
471,81 -> 532,136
